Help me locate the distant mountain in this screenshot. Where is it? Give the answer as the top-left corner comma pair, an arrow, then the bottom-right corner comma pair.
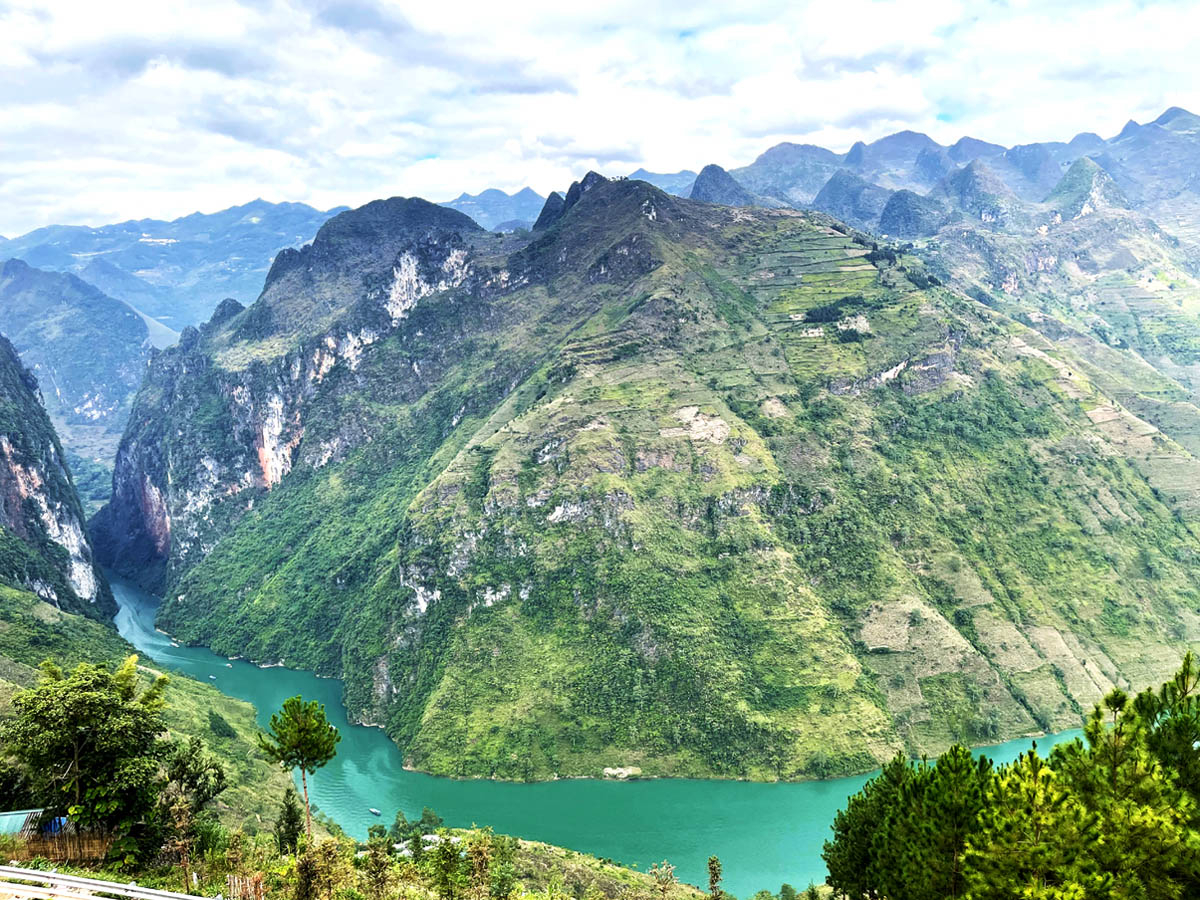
812,170 -> 894,230
75,258 -> 179,348
0,259 -> 151,461
0,333 -> 113,618
627,168 -> 697,196
2,199 -> 344,328
723,106 -> 1200,237
934,160 -> 1029,229
948,136 -> 1005,163
731,142 -> 842,204
987,143 -> 1066,200
440,187 -> 545,231
689,164 -> 757,206
1047,157 -> 1129,218
878,189 -> 948,238
1061,132 -> 1107,160
846,130 -> 949,190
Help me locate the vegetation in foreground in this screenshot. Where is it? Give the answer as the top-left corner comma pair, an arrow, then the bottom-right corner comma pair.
824,653 -> 1200,898
0,586 -> 293,833
0,655 -> 819,900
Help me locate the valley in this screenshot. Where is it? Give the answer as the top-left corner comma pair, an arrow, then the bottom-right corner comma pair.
110,569 -> 1080,896
5,83 -> 1200,897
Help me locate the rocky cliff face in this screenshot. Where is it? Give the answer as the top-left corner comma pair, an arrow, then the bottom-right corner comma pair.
94,198 -> 488,590
0,335 -> 113,617
95,175 -> 1200,781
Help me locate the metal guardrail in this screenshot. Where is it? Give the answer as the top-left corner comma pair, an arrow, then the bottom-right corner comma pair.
0,866 -> 214,900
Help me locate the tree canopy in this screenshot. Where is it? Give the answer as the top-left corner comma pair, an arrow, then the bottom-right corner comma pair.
824,653 -> 1200,900
258,695 -> 340,837
1,656 -> 167,857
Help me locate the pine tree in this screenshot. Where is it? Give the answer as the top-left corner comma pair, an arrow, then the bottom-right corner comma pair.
1053,690 -> 1200,898
964,748 -> 1107,899
1133,651 -> 1200,804
1132,652 -> 1200,896
258,695 -> 341,837
823,753 -> 910,899
275,784 -> 304,855
875,745 -> 990,900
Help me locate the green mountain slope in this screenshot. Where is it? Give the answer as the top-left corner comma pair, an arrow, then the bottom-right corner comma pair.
0,259 -> 151,463
97,176 -> 1200,781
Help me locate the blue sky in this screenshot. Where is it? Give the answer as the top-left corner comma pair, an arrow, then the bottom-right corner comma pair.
0,0 -> 1197,236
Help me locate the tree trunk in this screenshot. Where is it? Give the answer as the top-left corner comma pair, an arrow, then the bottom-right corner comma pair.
301,770 -> 312,838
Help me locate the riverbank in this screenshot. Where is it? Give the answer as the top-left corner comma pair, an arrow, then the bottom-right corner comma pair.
110,572 -> 1081,897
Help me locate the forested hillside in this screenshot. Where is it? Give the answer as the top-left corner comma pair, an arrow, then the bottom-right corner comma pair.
95,175 -> 1200,780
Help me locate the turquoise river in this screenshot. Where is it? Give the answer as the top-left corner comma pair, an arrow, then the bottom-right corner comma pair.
111,573 -> 1081,897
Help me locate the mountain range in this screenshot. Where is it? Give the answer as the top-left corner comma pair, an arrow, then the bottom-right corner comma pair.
1,199 -> 346,329
0,103 -> 1195,783
726,107 -> 1200,216
0,259 -> 151,463
440,188 -> 546,231
91,138 -> 1200,782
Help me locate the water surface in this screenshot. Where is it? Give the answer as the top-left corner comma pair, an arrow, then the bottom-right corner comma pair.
111,574 -> 1080,896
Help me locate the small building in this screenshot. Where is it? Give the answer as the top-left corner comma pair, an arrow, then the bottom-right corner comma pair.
0,809 -> 43,837
0,808 -> 110,861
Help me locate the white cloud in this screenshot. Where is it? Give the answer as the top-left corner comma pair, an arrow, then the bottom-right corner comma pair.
0,0 -> 1197,235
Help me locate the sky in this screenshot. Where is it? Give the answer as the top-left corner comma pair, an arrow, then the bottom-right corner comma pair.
1,0 -> 1198,237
